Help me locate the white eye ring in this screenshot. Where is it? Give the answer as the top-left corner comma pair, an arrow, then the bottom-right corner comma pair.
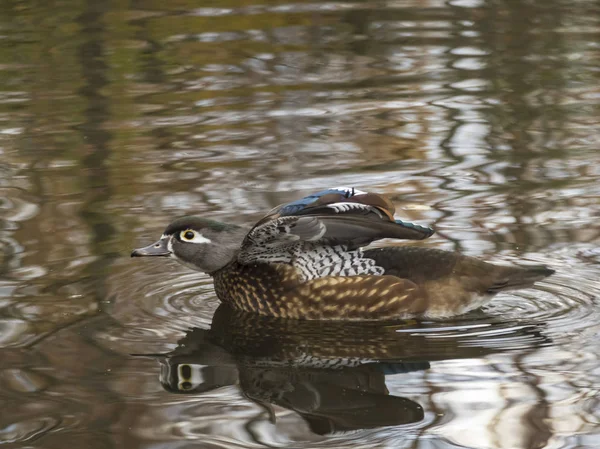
180,230 -> 196,241
179,230 -> 212,244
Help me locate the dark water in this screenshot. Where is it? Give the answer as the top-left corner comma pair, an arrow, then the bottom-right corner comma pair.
1,0 -> 600,447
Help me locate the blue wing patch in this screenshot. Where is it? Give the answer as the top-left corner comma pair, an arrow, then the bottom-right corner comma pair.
276,187 -> 363,217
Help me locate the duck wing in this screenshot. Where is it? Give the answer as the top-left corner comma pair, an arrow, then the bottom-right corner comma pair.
267,187 -> 396,219
238,188 -> 434,264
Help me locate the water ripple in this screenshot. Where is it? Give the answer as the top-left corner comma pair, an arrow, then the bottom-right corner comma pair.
484,263 -> 600,342
105,261 -> 217,350
0,416 -> 59,444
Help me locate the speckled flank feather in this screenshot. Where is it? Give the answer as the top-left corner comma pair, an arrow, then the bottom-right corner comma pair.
290,244 -> 384,280
240,239 -> 385,281
213,261 -> 426,320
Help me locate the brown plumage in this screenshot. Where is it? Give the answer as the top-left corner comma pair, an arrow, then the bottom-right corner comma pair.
213,247 -> 554,320
132,187 -> 555,321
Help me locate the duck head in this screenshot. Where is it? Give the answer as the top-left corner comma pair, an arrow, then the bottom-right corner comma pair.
131,217 -> 248,274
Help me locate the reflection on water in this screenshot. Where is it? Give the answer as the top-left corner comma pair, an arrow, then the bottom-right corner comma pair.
142,305 -> 551,442
1,0 -> 600,447
151,305 -> 551,438
159,307 -> 428,435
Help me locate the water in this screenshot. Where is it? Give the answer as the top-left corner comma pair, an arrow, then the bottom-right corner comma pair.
1,0 -> 600,447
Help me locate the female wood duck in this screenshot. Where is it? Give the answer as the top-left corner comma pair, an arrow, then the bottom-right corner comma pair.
131,187 -> 555,320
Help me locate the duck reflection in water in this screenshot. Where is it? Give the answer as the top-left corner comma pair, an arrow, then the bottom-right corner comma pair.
140,304 -> 551,436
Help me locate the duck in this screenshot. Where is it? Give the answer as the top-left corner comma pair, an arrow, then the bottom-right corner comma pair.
131,187 -> 555,320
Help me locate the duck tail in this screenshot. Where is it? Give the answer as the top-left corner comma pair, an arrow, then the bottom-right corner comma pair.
487,265 -> 555,293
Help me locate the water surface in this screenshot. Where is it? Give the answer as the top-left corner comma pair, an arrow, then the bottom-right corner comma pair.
1,0 -> 600,447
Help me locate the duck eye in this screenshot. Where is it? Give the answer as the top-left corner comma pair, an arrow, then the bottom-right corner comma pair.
181,230 -> 195,241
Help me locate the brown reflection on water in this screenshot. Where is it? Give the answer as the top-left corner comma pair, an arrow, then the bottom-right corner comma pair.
1,0 -> 600,447
140,305 -> 551,444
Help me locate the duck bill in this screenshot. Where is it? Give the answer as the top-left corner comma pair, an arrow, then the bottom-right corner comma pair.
131,239 -> 171,257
